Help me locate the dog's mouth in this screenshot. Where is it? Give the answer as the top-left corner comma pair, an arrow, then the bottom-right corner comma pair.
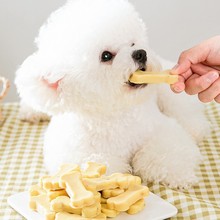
126,67 -> 148,89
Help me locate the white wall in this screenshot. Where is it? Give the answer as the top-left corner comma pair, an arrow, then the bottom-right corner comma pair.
1,0 -> 219,102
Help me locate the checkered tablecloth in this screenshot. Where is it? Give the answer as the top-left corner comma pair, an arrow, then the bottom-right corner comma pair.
0,102 -> 220,219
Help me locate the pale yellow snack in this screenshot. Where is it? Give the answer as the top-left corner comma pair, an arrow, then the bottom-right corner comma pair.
102,188 -> 124,199
48,189 -> 68,201
126,198 -> 145,215
100,197 -> 107,204
29,194 -> 55,220
50,196 -> 82,214
42,164 -> 80,190
29,184 -> 46,197
107,185 -> 149,212
55,212 -> 106,220
60,171 -> 95,208
81,202 -> 101,218
82,162 -> 107,178
129,69 -> 178,84
83,173 -> 141,191
101,204 -> 120,218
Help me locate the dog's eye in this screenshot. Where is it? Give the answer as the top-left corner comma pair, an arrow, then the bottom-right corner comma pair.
101,51 -> 114,62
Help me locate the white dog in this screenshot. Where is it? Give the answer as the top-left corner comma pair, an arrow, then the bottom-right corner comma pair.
15,0 -> 210,188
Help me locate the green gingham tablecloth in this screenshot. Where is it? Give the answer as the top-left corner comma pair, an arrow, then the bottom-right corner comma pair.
0,102 -> 220,220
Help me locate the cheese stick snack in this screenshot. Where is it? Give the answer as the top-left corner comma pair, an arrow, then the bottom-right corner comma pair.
129,69 -> 178,84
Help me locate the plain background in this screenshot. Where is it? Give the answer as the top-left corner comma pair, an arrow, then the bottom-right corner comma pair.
0,0 -> 219,102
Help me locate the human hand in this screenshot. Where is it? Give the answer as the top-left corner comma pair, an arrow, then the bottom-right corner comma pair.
171,36 -> 220,103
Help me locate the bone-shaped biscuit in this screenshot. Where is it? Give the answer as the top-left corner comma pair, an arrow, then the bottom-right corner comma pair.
42,164 -> 80,190
60,171 -> 95,208
129,70 -> 178,84
50,196 -> 82,214
81,201 -> 101,218
107,185 -> 149,211
102,188 -> 124,199
126,198 -> 145,215
83,173 -> 141,191
101,204 -> 120,218
48,189 -> 68,201
29,184 -> 46,197
29,194 -> 55,220
55,212 -> 106,220
82,162 -> 107,178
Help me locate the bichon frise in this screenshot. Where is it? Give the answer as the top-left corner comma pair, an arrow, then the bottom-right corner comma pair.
15,0 -> 210,188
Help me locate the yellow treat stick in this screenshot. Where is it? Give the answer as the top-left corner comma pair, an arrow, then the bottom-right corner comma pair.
129,69 -> 178,84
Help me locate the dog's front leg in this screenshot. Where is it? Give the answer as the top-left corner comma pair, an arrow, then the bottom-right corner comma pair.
132,114 -> 201,189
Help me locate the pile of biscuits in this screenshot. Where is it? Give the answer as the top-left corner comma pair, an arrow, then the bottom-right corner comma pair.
29,162 -> 149,219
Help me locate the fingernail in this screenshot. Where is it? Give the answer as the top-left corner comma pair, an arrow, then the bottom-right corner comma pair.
173,85 -> 183,93
207,72 -> 219,82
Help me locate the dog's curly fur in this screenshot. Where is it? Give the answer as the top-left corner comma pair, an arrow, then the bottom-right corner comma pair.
15,0 -> 210,188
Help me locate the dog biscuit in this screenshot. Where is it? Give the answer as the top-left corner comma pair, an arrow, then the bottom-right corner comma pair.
50,196 -> 82,214
126,198 -> 145,215
42,164 -> 80,190
101,204 -> 120,218
29,194 -> 55,220
102,188 -> 124,199
129,70 -> 178,84
29,184 -> 46,197
107,184 -> 149,211
82,162 -> 107,178
83,173 -> 141,191
100,197 -> 107,204
81,201 -> 101,218
55,212 -> 106,220
48,189 -> 68,201
60,171 -> 95,208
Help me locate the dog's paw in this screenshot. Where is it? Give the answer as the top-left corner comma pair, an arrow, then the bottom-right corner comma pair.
19,105 -> 50,123
134,164 -> 198,189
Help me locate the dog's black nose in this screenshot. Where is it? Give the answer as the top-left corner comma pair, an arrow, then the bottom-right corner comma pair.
132,49 -> 147,64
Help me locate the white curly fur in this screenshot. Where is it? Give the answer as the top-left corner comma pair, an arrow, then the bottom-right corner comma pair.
15,0 -> 210,188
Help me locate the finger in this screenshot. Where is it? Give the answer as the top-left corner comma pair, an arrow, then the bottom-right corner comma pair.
185,71 -> 219,95
170,75 -> 186,93
214,94 -> 220,103
191,63 -> 220,76
171,42 -> 211,75
198,77 -> 220,103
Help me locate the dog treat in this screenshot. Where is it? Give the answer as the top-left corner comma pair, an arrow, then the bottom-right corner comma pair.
60,171 -> 95,208
48,189 -> 68,201
55,212 -> 106,220
82,162 -> 107,178
50,196 -> 82,214
101,204 -> 120,218
29,194 -> 55,220
107,184 -> 149,211
42,164 -> 80,191
81,202 -> 101,218
29,162 -> 149,219
100,197 -> 107,204
83,173 -> 141,191
29,184 -> 46,197
126,198 -> 145,215
102,188 -> 124,199
129,69 -> 178,84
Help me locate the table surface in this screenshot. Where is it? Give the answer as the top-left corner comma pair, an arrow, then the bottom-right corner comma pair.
0,103 -> 220,220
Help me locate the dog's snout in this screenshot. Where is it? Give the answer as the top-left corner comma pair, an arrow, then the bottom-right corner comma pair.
132,49 -> 147,64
